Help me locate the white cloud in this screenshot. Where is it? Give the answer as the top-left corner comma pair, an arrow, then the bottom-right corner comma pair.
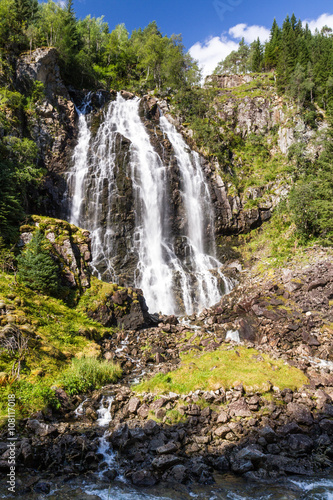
189,23 -> 269,79
228,23 -> 270,43
189,36 -> 239,79
189,13 -> 333,80
303,13 -> 333,33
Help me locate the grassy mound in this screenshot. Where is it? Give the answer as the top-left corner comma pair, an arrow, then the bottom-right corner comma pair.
134,346 -> 308,395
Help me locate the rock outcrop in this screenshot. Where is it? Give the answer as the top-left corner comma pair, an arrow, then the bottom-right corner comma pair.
19,215 -> 91,292
15,48 -> 77,216
82,280 -> 154,330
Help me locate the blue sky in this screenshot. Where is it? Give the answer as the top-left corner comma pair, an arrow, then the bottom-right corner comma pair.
69,0 -> 333,76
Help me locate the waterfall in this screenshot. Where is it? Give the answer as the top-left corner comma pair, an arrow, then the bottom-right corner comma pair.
67,93 -> 229,315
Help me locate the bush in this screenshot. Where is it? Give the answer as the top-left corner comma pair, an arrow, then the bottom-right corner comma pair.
0,380 -> 61,424
289,176 -> 333,244
60,357 -> 122,395
17,230 -> 61,296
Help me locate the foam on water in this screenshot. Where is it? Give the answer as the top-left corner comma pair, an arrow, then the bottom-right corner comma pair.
225,330 -> 240,343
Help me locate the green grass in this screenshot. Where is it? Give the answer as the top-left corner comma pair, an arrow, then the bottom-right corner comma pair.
0,271 -> 120,424
238,206 -> 326,271
134,346 -> 308,396
59,357 -> 122,396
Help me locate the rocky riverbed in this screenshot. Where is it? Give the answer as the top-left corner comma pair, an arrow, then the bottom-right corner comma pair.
1,250 -> 332,497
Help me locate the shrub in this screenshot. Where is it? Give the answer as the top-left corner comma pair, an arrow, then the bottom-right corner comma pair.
60,357 -> 122,395
17,230 -> 61,296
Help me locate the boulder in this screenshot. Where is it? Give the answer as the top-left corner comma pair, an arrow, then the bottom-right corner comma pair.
286,403 -> 313,426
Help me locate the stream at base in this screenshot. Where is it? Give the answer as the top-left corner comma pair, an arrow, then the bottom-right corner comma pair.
3,391 -> 333,499
3,472 -> 333,499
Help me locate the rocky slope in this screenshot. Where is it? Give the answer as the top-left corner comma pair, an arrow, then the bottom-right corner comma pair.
2,249 -> 332,494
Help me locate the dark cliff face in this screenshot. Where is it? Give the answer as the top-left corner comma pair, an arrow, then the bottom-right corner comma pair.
15,48 -> 77,217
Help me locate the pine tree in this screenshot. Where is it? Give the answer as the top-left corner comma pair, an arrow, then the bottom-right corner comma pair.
249,38 -> 263,72
14,0 -> 38,25
264,18 -> 280,70
17,230 -> 61,296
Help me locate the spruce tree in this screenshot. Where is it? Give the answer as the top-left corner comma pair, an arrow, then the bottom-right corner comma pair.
264,18 -> 280,70
17,230 -> 61,296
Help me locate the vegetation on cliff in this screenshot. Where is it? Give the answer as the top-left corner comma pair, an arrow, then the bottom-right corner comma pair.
214,15 -> 333,116
0,268 -> 122,424
171,75 -> 333,249
0,0 -> 200,91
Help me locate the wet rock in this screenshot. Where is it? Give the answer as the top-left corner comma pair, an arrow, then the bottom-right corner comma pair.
103,468 -> 118,481
211,455 -> 230,472
231,459 -> 253,474
131,469 -> 157,486
262,454 -> 313,475
34,481 -> 51,494
110,423 -> 129,448
259,426 -> 276,443
287,434 -> 314,454
129,427 -> 146,443
143,419 -> 159,435
319,419 -> 333,434
235,445 -> 265,464
168,464 -> 188,483
152,454 -> 181,470
156,442 -> 179,455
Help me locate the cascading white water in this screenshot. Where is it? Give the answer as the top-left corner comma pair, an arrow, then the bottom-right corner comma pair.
68,93 -> 230,315
110,96 -> 177,314
96,396 -> 117,476
159,115 -> 230,311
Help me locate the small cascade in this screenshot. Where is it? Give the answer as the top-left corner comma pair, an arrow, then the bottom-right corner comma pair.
74,397 -> 89,418
68,92 -> 231,315
96,396 -> 117,476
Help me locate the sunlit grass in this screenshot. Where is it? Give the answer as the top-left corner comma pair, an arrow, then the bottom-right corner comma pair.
134,346 -> 308,395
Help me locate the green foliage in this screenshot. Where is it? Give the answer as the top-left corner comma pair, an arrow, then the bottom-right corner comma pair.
0,380 -> 60,424
60,356 -> 122,395
135,346 -> 308,395
214,38 -> 250,74
0,156 -> 24,242
0,238 -> 16,272
0,85 -> 43,241
0,268 -> 120,424
213,13 -> 333,116
17,230 -> 61,296
1,0 -> 200,91
285,121 -> 333,244
24,80 -> 45,112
